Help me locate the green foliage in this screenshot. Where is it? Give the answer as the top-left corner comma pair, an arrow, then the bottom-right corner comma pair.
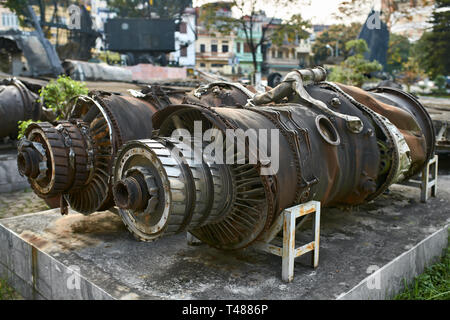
198,0 -> 309,75
433,75 -> 448,95
386,34 -> 411,74
328,39 -> 382,87
396,57 -> 425,91
198,1 -> 237,36
0,278 -> 20,300
345,39 -> 368,54
435,75 -> 447,90
312,23 -> 362,64
39,75 -> 88,119
394,236 -> 450,300
270,14 -> 311,47
17,75 -> 88,139
17,120 -> 40,140
412,0 -> 450,78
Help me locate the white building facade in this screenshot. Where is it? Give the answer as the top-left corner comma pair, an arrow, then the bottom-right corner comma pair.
170,7 -> 196,68
0,5 -> 19,31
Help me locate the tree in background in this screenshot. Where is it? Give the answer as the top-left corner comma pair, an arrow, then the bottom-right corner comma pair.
3,0 -> 73,29
412,0 -> 450,78
328,39 -> 382,87
433,75 -> 447,94
336,0 -> 434,27
386,34 -> 411,75
312,23 -> 362,64
199,0 -> 310,82
396,57 -> 425,91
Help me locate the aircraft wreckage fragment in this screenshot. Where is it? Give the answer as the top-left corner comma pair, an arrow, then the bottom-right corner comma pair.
0,78 -> 57,139
18,68 -> 435,250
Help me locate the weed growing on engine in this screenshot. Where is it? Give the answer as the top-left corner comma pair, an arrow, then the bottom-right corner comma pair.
17,75 -> 88,139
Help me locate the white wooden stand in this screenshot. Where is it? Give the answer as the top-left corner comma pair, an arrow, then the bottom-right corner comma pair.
254,201 -> 321,283
401,155 -> 438,202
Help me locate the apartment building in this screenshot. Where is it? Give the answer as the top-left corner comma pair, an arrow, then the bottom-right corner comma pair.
0,5 -> 19,31
195,3 -> 236,74
170,7 -> 196,68
234,15 -> 264,76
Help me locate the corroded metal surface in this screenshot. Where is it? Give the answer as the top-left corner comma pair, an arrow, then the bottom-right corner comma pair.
19,68 -> 435,252
0,79 -> 41,139
112,68 -> 435,250
17,90 -> 174,214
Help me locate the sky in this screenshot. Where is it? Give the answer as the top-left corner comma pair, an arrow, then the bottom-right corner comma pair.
192,0 -> 375,25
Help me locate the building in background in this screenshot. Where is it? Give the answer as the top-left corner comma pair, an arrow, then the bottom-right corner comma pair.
234,13 -> 264,77
263,19 -> 312,78
195,4 -> 235,75
90,0 -> 116,32
0,5 -> 19,31
170,7 -> 196,68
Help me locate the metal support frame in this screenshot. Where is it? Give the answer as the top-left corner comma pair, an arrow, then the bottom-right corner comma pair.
186,232 -> 202,246
401,155 -> 438,202
254,201 -> 321,283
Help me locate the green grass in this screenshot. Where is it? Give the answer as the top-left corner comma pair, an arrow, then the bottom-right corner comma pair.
0,278 -> 20,300
394,238 -> 450,300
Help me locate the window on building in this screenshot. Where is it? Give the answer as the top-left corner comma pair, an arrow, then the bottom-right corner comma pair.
244,43 -> 251,53
222,45 -> 229,53
211,44 -> 218,52
181,46 -> 187,57
212,63 -> 225,68
271,49 -> 276,58
200,44 -> 205,53
277,50 -> 283,59
237,42 -> 241,53
179,22 -> 187,34
200,63 -> 206,67
2,13 -> 18,29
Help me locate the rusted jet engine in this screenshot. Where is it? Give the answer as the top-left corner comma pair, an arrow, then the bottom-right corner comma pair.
111,67 -> 435,250
17,83 -> 253,214
0,78 -> 48,139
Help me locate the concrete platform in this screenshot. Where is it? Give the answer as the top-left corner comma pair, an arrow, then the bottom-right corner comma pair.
0,179 -> 449,300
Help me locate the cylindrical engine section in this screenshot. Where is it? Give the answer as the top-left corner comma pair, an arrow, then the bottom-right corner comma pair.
112,138 -> 237,242
335,84 -> 434,179
368,86 -> 435,172
66,94 -> 158,213
152,106 -> 278,249
0,79 -> 40,139
18,121 -> 91,198
113,91 -> 381,249
18,92 -> 161,214
183,82 -> 254,108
